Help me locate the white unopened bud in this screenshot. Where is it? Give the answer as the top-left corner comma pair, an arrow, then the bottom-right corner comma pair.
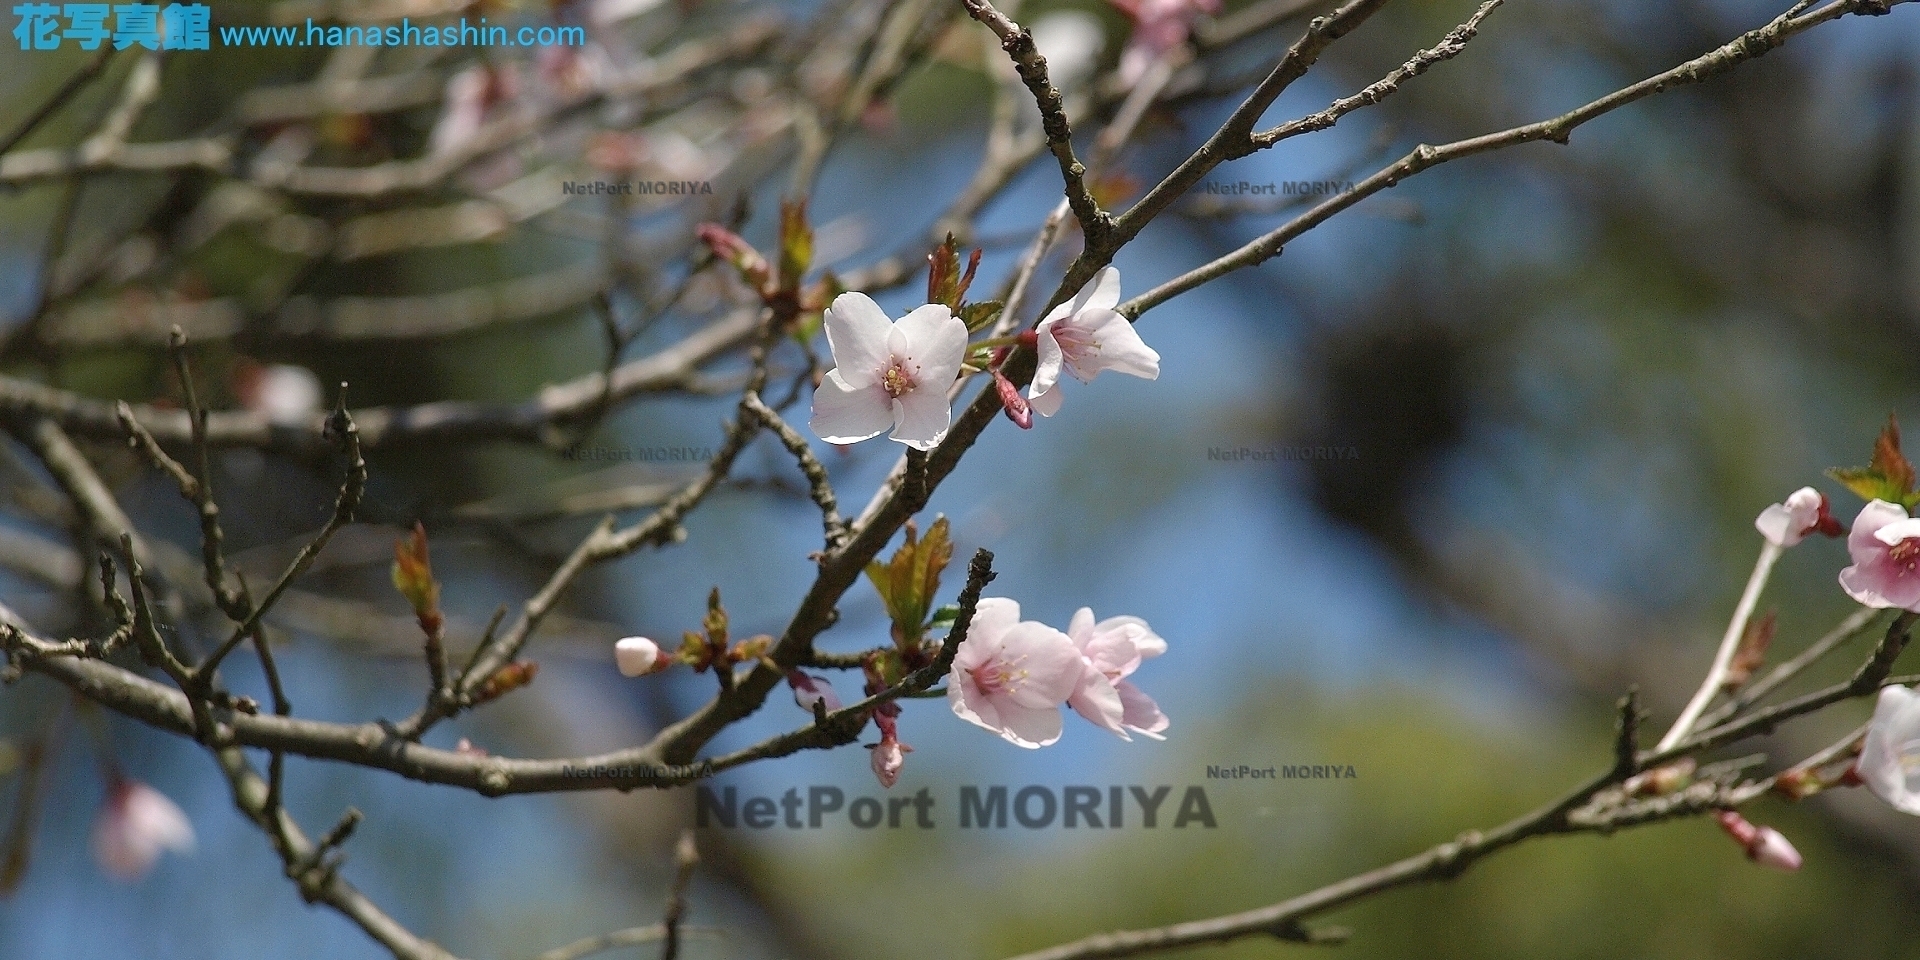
614,636 -> 667,676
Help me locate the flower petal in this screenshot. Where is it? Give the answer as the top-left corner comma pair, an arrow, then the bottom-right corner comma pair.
969,597 -> 1021,644
1028,379 -> 1064,418
1116,679 -> 1169,739
822,292 -> 893,388
1069,670 -> 1130,739
1096,615 -> 1166,659
1072,266 -> 1123,314
993,701 -> 1066,748
1860,684 -> 1920,815
998,622 -> 1086,708
949,673 -> 1006,734
809,370 -> 893,444
889,388 -> 953,450
1071,308 -> 1160,381
1066,607 -> 1096,646
893,304 -> 969,379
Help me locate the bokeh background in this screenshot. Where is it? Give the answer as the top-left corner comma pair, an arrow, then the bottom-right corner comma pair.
3,0 -> 1920,957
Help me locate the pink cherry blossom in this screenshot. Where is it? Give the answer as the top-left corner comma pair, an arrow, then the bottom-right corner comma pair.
614,636 -> 668,676
1064,607 -> 1169,741
787,670 -> 844,715
1857,684 -> 1920,815
809,293 -> 968,450
1109,0 -> 1220,84
1714,810 -> 1802,872
1028,267 -> 1159,418
1838,500 -> 1920,611
92,779 -> 195,881
948,598 -> 1086,748
1754,486 -> 1842,547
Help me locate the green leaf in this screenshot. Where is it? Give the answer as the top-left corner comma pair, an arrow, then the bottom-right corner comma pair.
1828,415 -> 1918,508
863,517 -> 952,647
703,586 -> 728,648
960,300 -> 1004,333
927,604 -> 960,629
778,198 -> 812,293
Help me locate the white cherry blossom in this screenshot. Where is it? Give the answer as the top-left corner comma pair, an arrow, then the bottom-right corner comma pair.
1028,267 -> 1159,417
810,293 -> 968,449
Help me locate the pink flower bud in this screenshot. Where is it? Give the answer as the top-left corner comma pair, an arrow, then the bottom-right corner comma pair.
696,224 -> 771,290
1715,810 -> 1802,872
1755,487 -> 1843,547
787,671 -> 844,715
615,636 -> 668,677
92,779 -> 195,881
870,736 -> 910,789
993,369 -> 1033,429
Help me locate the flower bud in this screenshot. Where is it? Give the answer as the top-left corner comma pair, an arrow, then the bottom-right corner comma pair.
615,636 -> 668,677
472,661 -> 538,705
870,736 -> 911,789
390,522 -> 441,630
1715,810 -> 1802,872
870,711 -> 910,788
993,369 -> 1032,429
696,224 -> 771,290
1624,757 -> 1696,797
787,670 -> 844,715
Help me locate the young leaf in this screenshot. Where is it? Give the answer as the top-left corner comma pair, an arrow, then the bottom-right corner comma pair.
778,198 -> 813,294
960,300 -> 1004,333
927,234 -> 960,309
391,522 -> 441,629
1828,415 -> 1918,507
864,516 -> 952,646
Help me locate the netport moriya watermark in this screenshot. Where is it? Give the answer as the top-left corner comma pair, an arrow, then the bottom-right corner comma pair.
1208,445 -> 1361,462
694,784 -> 1219,830
1208,763 -> 1358,780
562,179 -> 714,196
1202,180 -> 1358,196
560,444 -> 715,463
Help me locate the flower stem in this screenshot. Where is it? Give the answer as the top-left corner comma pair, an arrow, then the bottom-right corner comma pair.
1657,540 -> 1783,751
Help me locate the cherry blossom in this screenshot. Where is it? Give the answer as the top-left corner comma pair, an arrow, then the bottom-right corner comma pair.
234,362 -> 323,425
948,598 -> 1085,748
1028,267 -> 1160,418
615,636 -> 669,676
1838,500 -> 1920,611
1754,486 -> 1842,547
1109,0 -> 1220,84
787,670 -> 844,715
1714,810 -> 1802,872
1029,12 -> 1105,92
810,293 -> 968,450
92,778 -> 196,881
1065,607 -> 1169,741
1857,684 -> 1920,815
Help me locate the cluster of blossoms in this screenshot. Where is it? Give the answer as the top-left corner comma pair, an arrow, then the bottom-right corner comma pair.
609,231 -> 1173,786
808,263 -> 1159,449
1701,447 -> 1920,871
614,598 -> 1169,788
949,598 -> 1168,748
